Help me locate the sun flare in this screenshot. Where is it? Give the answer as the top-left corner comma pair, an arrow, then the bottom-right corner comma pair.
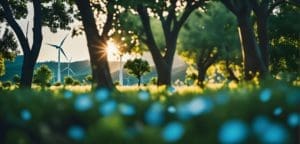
106,41 -> 120,61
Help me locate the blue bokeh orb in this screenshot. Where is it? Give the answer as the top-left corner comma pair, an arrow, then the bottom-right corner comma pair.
138,90 -> 150,101
145,103 -> 164,126
287,113 -> 300,127
119,103 -> 136,116
99,100 -> 117,116
20,109 -> 32,121
261,123 -> 287,144
67,125 -> 85,141
95,88 -> 110,102
273,107 -> 283,116
161,122 -> 185,142
259,89 -> 272,102
74,95 -> 93,112
218,120 -> 248,144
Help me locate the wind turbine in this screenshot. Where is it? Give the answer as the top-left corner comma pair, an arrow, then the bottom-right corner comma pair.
62,57 -> 75,77
47,34 -> 69,83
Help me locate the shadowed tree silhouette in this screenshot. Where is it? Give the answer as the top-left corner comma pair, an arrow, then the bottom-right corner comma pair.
0,28 -> 18,76
124,58 -> 150,86
0,0 -> 73,88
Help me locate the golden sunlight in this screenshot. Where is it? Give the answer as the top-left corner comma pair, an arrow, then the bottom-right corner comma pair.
106,41 -> 120,61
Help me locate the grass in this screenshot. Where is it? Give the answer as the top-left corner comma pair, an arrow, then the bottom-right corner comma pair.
0,80 -> 299,144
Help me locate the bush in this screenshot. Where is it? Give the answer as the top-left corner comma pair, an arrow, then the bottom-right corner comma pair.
73,80 -> 81,86
64,76 -> 75,85
33,65 -> 53,88
54,82 -> 61,86
2,81 -> 12,88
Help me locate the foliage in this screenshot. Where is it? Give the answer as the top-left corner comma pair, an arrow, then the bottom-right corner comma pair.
124,58 -> 150,86
0,81 -> 299,143
2,80 -> 11,88
269,4 -> 300,76
12,74 -> 21,84
85,75 -> 93,84
0,28 -> 18,76
178,2 -> 240,86
64,76 -> 75,85
33,65 -> 53,88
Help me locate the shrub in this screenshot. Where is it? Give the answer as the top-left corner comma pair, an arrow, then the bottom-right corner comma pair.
64,76 -> 75,85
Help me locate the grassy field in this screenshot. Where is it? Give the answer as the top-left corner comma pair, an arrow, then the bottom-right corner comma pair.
0,81 -> 299,144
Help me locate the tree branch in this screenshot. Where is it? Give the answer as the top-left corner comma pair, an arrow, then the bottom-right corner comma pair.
101,0 -> 114,38
0,0 -> 30,55
174,0 -> 205,33
31,0 -> 43,61
136,5 -> 164,62
220,0 -> 239,15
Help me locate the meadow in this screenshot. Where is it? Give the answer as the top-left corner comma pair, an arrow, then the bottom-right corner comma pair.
0,80 -> 299,144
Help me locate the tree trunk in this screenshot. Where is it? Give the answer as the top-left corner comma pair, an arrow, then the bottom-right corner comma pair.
197,66 -> 206,88
137,76 -> 141,86
156,63 -> 172,85
256,15 -> 269,77
237,16 -> 263,80
1,0 -> 43,88
20,54 -> 35,88
75,0 -> 113,89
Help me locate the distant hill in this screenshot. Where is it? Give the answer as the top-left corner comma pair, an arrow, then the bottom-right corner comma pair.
1,56 -> 188,85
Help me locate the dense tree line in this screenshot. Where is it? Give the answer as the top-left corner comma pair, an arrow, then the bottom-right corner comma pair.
0,0 -> 299,89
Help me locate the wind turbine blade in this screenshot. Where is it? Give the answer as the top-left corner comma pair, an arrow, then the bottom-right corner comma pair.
59,34 -> 69,47
26,21 -> 29,39
47,43 -> 59,48
62,67 -> 68,72
59,48 -> 68,60
69,69 -> 75,75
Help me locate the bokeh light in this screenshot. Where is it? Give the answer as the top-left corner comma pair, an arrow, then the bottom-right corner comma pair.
138,90 -> 150,101
67,125 -> 85,141
95,88 -> 110,102
20,109 -> 32,121
161,122 -> 184,142
145,103 -> 164,126
64,90 -> 73,99
218,120 -> 248,144
259,88 -> 272,102
99,100 -> 117,116
252,116 -> 270,135
273,107 -> 282,116
167,106 -> 176,114
287,113 -> 300,127
74,95 -> 93,112
260,123 -> 287,144
119,103 -> 136,116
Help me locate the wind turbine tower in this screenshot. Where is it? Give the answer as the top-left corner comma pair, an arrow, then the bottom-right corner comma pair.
62,57 -> 75,77
47,35 -> 69,83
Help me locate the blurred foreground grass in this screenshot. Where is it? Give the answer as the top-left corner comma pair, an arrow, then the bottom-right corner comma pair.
0,81 -> 299,144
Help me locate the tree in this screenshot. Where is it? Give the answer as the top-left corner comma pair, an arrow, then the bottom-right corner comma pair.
122,0 -> 207,85
269,4 -> 300,77
0,28 -> 18,76
124,58 -> 150,86
33,65 -> 52,88
250,0 -> 300,77
74,0 -> 117,89
12,74 -> 21,85
220,0 -> 300,80
178,2 -> 240,87
64,76 -> 74,85
85,74 -> 93,84
220,0 -> 265,80
0,0 -> 73,88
